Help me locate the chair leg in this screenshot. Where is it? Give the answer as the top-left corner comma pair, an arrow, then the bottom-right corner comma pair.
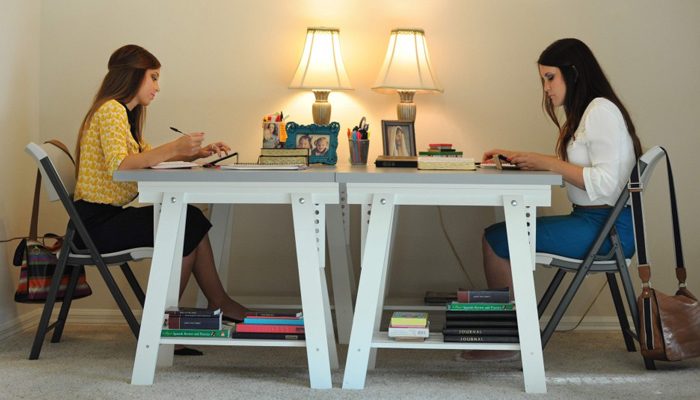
538,269 -> 566,318
120,262 -> 146,307
541,265 -> 591,348
29,229 -> 74,360
51,265 -> 81,343
606,272 -> 636,352
92,258 -> 140,338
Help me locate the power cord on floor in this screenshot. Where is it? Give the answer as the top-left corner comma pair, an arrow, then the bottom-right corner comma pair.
558,278 -> 608,332
437,206 -> 476,288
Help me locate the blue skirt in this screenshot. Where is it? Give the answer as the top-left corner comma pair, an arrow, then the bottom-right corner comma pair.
484,206 -> 635,260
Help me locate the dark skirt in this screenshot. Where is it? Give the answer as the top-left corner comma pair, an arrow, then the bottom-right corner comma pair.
73,200 -> 211,257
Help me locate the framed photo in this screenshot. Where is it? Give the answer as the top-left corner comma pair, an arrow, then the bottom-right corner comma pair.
262,121 -> 283,149
381,120 -> 416,156
285,122 -> 339,165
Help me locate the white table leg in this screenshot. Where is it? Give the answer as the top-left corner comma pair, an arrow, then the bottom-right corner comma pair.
343,194 -> 396,390
291,194 -> 334,389
326,203 -> 355,345
502,195 -> 547,394
198,204 -> 233,308
131,192 -> 187,385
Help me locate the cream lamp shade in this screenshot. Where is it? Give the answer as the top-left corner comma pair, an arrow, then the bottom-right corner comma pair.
289,27 -> 352,125
373,29 -> 442,122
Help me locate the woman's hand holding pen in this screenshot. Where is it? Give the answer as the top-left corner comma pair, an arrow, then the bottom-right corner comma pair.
174,132 -> 205,157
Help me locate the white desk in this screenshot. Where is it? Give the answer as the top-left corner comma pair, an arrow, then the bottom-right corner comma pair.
336,165 -> 562,394
114,167 -> 339,389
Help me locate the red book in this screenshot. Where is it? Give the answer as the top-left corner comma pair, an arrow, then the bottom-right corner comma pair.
235,323 -> 305,334
429,143 -> 452,148
244,312 -> 303,320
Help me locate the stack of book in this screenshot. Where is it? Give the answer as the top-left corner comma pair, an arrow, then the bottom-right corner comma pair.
424,291 -> 459,305
418,143 -> 476,171
443,288 -> 519,343
388,311 -> 429,341
374,155 -> 418,168
258,148 -> 309,165
232,311 -> 305,340
161,307 -> 231,338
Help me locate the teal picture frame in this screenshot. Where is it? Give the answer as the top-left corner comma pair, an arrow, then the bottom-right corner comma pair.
285,122 -> 339,165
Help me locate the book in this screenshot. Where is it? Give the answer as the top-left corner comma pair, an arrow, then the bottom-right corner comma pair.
244,311 -> 303,319
258,155 -> 308,165
457,288 -> 510,303
444,319 -> 518,328
388,325 -> 430,338
242,317 -> 304,326
374,155 -> 418,168
165,307 -> 221,317
220,164 -> 307,170
418,151 -> 464,157
442,327 -> 518,336
160,329 -> 231,338
231,332 -> 305,340
446,310 -> 517,319
446,302 -> 515,312
260,148 -> 310,157
167,315 -> 222,330
417,157 -> 476,171
424,291 -> 458,305
235,323 -> 305,334
443,335 -> 519,343
390,312 -> 428,327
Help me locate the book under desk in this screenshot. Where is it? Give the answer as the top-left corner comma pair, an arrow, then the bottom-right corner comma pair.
159,337 -> 306,348
371,332 -> 519,350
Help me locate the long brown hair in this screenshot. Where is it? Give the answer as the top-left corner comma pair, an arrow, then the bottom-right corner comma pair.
537,38 -> 641,161
75,44 -> 160,168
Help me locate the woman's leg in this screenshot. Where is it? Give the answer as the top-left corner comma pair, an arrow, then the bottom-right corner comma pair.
483,236 -> 514,299
180,235 -> 249,320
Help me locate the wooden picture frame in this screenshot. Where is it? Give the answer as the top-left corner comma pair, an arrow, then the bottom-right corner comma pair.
381,120 -> 416,156
285,122 -> 339,165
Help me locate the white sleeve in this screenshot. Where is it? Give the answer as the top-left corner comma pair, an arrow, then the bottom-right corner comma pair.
581,104 -> 628,203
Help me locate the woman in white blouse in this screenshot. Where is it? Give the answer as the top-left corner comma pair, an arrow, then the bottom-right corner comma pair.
463,38 -> 642,361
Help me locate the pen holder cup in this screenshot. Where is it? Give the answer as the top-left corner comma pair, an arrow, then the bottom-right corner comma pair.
349,139 -> 370,165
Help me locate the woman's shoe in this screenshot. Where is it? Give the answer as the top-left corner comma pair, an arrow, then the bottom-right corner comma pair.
174,346 -> 203,356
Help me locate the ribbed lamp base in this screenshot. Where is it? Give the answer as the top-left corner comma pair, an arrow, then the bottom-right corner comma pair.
397,90 -> 416,122
312,90 -> 331,125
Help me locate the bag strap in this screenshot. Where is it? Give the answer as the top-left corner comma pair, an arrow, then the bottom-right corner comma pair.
630,146 -> 686,287
28,140 -> 74,241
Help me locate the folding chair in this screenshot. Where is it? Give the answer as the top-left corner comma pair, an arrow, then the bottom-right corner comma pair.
536,146 -> 667,370
25,141 -> 152,360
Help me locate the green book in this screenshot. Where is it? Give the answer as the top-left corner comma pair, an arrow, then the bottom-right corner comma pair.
161,329 -> 231,338
446,302 -> 515,311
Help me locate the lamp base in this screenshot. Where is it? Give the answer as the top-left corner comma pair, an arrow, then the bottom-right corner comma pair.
312,90 -> 331,125
396,90 -> 416,122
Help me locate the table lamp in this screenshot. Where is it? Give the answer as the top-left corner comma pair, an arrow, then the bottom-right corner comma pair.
289,27 -> 352,125
373,29 -> 443,122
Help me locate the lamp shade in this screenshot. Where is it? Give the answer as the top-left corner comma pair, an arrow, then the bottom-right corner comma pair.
373,29 -> 442,93
289,27 -> 352,90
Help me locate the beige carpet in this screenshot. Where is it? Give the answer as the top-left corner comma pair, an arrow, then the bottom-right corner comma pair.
1,325 -> 699,400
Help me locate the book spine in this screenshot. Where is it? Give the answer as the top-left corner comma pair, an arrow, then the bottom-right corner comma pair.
388,327 -> 430,337
161,329 -> 231,338
245,312 -> 302,318
242,318 -> 304,326
418,152 -> 463,156
447,302 -> 515,311
231,332 -> 305,340
258,156 -> 308,165
446,311 -> 516,320
259,148 -> 310,156
235,324 -> 305,334
374,160 -> 418,168
457,290 -> 510,303
443,335 -> 519,343
444,320 -> 518,328
167,317 -> 221,330
165,309 -> 220,318
442,328 -> 518,336
389,319 -> 428,327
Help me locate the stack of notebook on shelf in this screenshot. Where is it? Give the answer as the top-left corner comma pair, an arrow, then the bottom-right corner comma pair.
418,143 -> 476,171
443,288 -> 519,343
388,311 -> 430,341
232,311 -> 305,340
258,148 -> 309,165
161,307 -> 231,338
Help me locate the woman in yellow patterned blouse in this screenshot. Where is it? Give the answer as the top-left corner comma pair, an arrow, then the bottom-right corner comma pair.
74,45 -> 247,354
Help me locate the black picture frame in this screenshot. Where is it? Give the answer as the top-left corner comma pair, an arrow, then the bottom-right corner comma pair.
284,122 -> 339,165
381,120 -> 416,156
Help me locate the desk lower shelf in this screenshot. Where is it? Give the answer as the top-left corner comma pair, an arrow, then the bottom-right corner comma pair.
371,332 -> 520,350
160,337 -> 306,348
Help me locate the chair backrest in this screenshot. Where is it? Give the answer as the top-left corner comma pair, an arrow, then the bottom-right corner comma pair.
636,146 -> 666,188
25,142 -> 76,202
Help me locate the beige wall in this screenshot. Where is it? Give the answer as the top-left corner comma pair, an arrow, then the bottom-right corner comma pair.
0,0 -> 41,324
2,0 -> 698,324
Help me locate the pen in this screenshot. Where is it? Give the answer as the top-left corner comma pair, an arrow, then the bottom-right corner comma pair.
169,126 -> 189,137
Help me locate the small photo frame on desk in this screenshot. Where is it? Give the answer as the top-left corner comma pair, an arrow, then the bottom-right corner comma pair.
285,122 -> 339,165
382,120 -> 416,156
262,121 -> 284,149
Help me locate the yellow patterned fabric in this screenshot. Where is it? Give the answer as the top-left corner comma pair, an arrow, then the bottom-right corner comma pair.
74,100 -> 151,206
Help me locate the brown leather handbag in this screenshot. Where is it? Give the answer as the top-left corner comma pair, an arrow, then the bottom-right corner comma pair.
630,147 -> 700,361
